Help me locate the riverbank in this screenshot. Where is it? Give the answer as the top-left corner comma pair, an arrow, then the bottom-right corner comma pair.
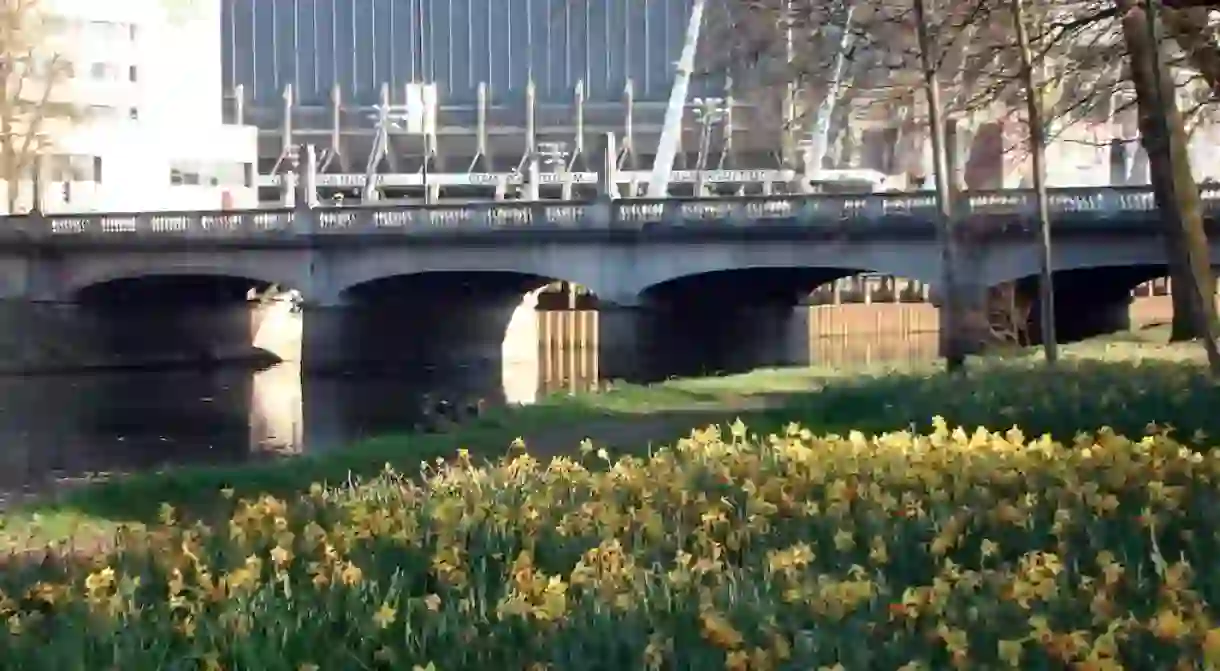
3,329 -> 1220,667
1,326 -> 1214,552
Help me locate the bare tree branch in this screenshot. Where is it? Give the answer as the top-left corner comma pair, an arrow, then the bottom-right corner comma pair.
0,0 -> 76,213
1163,7 -> 1220,96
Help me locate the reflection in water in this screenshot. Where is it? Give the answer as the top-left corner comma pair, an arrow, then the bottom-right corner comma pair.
0,309 -> 940,499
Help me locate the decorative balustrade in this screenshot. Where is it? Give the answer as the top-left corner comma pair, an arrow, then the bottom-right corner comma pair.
3,186 -> 1216,240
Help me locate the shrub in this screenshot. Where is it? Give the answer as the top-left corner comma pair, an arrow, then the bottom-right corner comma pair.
3,420 -> 1220,669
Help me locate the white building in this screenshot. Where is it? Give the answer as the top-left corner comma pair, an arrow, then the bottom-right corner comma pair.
1,0 -> 258,213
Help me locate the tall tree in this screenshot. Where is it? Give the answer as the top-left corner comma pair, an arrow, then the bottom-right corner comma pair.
0,0 -> 75,214
716,0 -> 1220,360
1118,0 -> 1220,369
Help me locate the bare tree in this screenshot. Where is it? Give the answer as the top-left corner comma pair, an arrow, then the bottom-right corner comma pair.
1117,0 -> 1220,371
717,0 -> 1220,366
0,0 -> 76,214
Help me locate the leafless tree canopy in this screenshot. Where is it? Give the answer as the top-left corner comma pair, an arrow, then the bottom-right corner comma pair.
710,0 -> 1220,132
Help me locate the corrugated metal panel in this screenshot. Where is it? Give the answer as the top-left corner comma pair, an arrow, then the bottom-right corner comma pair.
222,0 -> 721,112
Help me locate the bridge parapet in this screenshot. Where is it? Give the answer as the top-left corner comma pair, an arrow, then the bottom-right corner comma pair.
3,186 -> 1216,240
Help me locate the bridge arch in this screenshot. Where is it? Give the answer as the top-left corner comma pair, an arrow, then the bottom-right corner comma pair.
47,269 -> 306,371
318,268 -> 612,399
322,246 -> 622,306
623,242 -> 943,377
52,253 -> 310,303
625,239 -> 946,300
977,238 -> 1220,288
991,263 -> 1210,344
978,237 -> 1220,343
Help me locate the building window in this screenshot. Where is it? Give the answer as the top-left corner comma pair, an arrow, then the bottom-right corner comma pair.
171,161 -> 254,187
128,65 -> 138,82
129,24 -> 138,41
170,166 -> 201,186
128,107 -> 139,120
89,62 -> 113,80
87,20 -> 128,44
46,154 -> 102,182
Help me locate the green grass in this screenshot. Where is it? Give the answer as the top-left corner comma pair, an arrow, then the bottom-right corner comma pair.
5,331 -> 1219,552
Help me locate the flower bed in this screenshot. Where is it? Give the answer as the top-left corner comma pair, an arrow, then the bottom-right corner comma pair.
3,419 -> 1220,669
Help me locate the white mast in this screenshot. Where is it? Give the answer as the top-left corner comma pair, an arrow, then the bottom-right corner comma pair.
803,6 -> 856,179
647,0 -> 708,198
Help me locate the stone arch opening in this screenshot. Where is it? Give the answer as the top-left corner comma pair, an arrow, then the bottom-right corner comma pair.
67,273 -> 302,369
75,274 -> 280,306
996,265 -> 1207,345
637,267 -> 939,377
329,271 -> 607,405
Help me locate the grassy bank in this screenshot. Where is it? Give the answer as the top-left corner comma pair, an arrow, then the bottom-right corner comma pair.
6,331 -> 1220,666
4,395 -> 1220,666
4,330 -> 1217,550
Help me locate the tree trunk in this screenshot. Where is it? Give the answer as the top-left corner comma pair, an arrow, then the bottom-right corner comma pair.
1118,1 -> 1220,371
1171,275 -> 1198,341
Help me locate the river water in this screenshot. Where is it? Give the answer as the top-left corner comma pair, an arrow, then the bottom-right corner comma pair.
0,328 -> 940,500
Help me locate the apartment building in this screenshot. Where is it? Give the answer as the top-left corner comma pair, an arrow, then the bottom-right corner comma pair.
2,0 -> 258,213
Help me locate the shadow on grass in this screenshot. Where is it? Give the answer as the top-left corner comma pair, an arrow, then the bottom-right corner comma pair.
10,351 -> 1220,547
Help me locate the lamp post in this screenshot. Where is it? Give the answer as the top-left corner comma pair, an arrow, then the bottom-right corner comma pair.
362,103 -> 410,203
1010,0 -> 1058,363
692,97 -> 727,169
538,141 -> 571,198
692,97 -> 727,195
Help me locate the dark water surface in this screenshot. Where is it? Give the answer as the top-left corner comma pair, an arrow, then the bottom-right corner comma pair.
0,332 -> 937,499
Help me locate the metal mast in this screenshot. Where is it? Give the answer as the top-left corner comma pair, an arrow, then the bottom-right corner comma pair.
647,0 -> 708,198
804,5 -> 857,179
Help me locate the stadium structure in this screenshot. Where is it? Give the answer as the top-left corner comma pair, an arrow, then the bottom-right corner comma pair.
220,0 -> 1218,204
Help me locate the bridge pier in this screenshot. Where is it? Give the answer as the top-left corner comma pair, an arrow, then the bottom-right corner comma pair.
0,301 -> 98,372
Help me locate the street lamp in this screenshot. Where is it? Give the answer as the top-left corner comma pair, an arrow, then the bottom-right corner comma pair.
692,97 -> 727,171
362,103 -> 411,203
538,141 -> 571,199
692,97 -> 728,195
538,143 -> 568,164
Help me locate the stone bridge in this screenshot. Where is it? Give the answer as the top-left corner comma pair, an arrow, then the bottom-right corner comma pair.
0,186 -> 1214,380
